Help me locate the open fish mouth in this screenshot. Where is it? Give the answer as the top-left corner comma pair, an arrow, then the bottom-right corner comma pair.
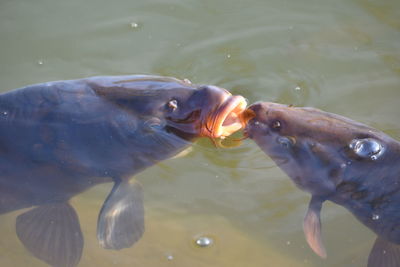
202,95 -> 248,139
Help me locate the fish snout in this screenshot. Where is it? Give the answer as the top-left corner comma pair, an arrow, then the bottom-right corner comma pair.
243,102 -> 272,134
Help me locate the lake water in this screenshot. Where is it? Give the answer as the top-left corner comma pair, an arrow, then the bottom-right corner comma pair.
0,0 -> 399,266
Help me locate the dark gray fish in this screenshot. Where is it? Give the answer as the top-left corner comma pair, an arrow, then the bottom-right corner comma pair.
244,102 -> 400,267
0,75 -> 247,267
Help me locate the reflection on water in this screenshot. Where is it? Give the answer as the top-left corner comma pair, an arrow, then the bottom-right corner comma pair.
0,0 -> 399,266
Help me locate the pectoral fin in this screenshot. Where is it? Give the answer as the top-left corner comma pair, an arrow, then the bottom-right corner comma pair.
97,179 -> 144,250
16,202 -> 83,267
368,237 -> 400,267
303,196 -> 327,258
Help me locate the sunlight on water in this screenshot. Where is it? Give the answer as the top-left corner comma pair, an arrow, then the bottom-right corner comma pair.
0,0 -> 399,266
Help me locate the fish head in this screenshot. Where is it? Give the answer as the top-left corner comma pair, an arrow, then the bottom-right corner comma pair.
244,101 -> 392,196
91,76 -> 247,141
164,84 -> 247,140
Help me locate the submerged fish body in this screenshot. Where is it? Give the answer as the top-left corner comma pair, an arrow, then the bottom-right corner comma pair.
0,75 -> 246,266
245,102 -> 400,267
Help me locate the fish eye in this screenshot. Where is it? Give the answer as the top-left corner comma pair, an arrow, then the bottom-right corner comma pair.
270,120 -> 282,131
167,99 -> 178,111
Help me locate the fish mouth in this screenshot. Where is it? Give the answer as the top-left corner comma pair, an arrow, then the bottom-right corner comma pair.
202,95 -> 248,139
241,108 -> 257,127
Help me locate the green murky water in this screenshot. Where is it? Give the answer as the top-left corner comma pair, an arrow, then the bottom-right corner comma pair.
1,0 -> 399,266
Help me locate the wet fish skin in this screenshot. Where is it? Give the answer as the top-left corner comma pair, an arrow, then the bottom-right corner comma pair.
245,101 -> 400,267
0,75 -> 245,267
0,76 -> 222,181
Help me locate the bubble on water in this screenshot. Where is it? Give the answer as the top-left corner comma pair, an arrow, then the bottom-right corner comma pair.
195,236 -> 213,248
166,254 -> 174,261
294,86 -> 301,90
3,111 -> 8,116
37,60 -> 44,65
349,138 -> 384,160
286,241 -> 291,245
130,22 -> 139,28
226,54 -> 231,59
372,214 -> 380,220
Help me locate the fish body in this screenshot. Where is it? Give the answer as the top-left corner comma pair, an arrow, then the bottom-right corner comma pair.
0,75 -> 246,266
245,102 -> 400,267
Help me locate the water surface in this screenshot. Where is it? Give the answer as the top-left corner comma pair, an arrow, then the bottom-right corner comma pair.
0,0 -> 399,266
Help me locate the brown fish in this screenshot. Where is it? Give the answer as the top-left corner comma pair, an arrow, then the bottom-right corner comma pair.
0,75 -> 247,266
244,102 -> 400,267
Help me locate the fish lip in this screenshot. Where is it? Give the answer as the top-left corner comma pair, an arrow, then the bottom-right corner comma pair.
202,95 -> 247,139
241,103 -> 262,136
242,108 -> 257,127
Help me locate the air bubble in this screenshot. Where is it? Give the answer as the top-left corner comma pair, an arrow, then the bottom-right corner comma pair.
294,86 -> 301,90
349,138 -> 383,160
195,236 -> 213,248
130,22 -> 139,28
